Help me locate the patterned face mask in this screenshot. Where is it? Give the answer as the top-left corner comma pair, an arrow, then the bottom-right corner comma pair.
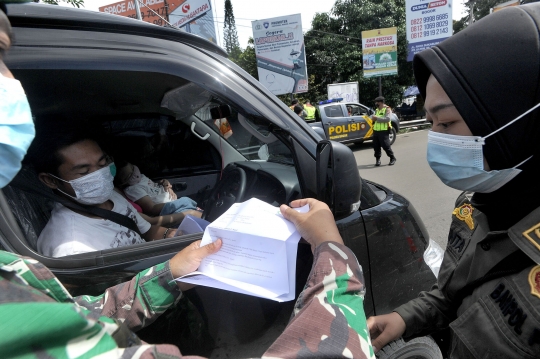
50,163 -> 115,205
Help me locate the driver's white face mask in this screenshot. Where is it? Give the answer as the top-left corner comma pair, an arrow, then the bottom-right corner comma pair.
49,164 -> 115,205
426,103 -> 539,193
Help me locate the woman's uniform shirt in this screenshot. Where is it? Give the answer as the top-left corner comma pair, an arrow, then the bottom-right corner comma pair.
395,192 -> 540,358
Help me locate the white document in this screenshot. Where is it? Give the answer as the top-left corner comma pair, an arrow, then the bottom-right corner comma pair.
176,198 -> 308,302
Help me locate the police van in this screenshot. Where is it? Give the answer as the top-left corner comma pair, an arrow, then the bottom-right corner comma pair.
310,98 -> 400,145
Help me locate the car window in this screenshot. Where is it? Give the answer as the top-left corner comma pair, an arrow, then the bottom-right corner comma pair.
163,83 -> 294,164
348,105 -> 368,116
324,105 -> 344,118
102,116 -> 221,178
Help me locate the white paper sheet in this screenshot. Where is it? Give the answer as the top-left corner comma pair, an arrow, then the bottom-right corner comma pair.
176,198 -> 308,301
175,215 -> 210,236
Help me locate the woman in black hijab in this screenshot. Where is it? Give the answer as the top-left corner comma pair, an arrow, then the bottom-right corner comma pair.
367,4 -> 540,358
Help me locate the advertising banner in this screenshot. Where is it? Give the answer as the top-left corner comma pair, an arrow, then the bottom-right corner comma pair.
169,0 -> 212,28
183,9 -> 217,43
361,27 -> 398,78
99,0 -> 182,26
252,14 -> 308,95
100,0 -> 216,42
405,0 -> 452,61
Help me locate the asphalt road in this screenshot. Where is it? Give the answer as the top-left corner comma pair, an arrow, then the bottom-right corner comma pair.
350,129 -> 461,248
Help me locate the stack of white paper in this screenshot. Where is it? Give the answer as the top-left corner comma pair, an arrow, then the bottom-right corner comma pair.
176,198 -> 308,302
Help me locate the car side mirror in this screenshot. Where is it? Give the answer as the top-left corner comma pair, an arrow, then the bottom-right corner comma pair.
316,140 -> 362,220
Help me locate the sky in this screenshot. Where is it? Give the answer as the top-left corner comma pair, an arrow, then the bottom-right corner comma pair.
76,0 -> 467,49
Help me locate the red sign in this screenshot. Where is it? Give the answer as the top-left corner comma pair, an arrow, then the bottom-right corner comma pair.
99,0 -> 183,27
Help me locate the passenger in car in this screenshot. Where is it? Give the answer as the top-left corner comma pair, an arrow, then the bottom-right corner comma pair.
116,161 -> 203,218
28,126 -> 177,257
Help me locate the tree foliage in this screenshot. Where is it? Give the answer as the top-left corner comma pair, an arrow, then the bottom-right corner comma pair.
300,0 -> 413,108
230,37 -> 258,79
35,0 -> 84,7
454,0 -> 539,34
223,0 -> 241,58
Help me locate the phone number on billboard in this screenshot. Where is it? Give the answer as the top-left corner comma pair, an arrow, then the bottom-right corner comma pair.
410,13 -> 449,39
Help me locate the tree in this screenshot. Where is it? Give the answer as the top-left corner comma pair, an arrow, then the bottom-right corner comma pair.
34,0 -> 84,7
230,37 -> 258,79
302,0 -> 413,108
454,0 -> 539,34
223,0 -> 241,59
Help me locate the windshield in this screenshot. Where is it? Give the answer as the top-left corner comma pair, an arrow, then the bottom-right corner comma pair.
194,100 -> 294,164
160,82 -> 293,164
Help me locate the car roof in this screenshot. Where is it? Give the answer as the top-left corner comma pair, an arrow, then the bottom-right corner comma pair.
6,3 -> 227,57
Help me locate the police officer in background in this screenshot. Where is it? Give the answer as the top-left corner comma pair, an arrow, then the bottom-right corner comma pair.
367,4 -> 540,358
371,96 -> 396,166
303,100 -> 317,122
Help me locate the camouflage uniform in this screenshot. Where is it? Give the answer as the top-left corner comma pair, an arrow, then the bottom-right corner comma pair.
0,242 -> 374,358
395,193 -> 540,358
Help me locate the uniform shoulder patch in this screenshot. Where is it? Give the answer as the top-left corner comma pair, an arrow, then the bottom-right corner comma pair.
528,265 -> 540,299
522,223 -> 540,252
452,203 -> 475,230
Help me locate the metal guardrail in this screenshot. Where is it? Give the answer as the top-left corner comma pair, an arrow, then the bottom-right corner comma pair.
399,118 -> 431,129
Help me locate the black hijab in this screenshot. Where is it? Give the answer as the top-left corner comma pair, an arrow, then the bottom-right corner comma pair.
413,4 -> 540,230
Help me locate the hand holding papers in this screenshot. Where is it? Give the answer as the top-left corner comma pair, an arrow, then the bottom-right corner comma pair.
176,198 -> 308,302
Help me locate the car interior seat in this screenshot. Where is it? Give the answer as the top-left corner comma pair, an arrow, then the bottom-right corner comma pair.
2,166 -> 55,250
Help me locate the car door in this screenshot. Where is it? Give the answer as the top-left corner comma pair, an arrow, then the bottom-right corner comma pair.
321,104 -> 355,141
347,104 -> 373,141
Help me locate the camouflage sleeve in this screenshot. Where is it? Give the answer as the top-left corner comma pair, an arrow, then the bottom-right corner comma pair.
263,242 -> 375,359
74,260 -> 183,332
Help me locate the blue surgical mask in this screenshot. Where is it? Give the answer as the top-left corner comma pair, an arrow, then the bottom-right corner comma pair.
427,103 -> 538,193
0,73 -> 35,188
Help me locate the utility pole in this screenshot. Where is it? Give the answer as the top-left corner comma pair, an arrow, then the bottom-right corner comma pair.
164,0 -> 170,22
467,0 -> 476,26
133,0 -> 142,20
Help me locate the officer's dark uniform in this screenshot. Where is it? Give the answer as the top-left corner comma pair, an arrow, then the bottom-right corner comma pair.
384,4 -> 540,358
395,193 -> 540,358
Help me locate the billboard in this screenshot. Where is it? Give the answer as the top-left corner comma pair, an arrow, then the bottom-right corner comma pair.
252,14 -> 308,95
100,0 -> 215,42
406,0 -> 452,61
183,8 -> 216,43
99,0 -> 183,26
327,82 -> 359,103
169,0 -> 212,28
361,27 -> 398,78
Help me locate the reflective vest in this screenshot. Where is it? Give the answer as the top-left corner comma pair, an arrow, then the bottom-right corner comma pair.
304,105 -> 316,120
373,106 -> 392,131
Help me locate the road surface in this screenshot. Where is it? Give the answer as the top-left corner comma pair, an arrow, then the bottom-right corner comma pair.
351,129 -> 461,248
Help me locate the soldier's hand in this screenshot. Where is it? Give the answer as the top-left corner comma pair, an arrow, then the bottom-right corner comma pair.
367,312 -> 406,352
169,239 -> 222,290
280,198 -> 343,252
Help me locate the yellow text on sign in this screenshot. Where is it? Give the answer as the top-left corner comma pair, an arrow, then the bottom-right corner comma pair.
328,123 -> 364,136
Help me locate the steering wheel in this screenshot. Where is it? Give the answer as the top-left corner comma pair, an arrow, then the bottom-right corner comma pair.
202,167 -> 247,222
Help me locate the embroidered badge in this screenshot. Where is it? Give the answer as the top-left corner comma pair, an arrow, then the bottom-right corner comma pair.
452,204 -> 475,230
522,223 -> 540,252
528,265 -> 540,299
